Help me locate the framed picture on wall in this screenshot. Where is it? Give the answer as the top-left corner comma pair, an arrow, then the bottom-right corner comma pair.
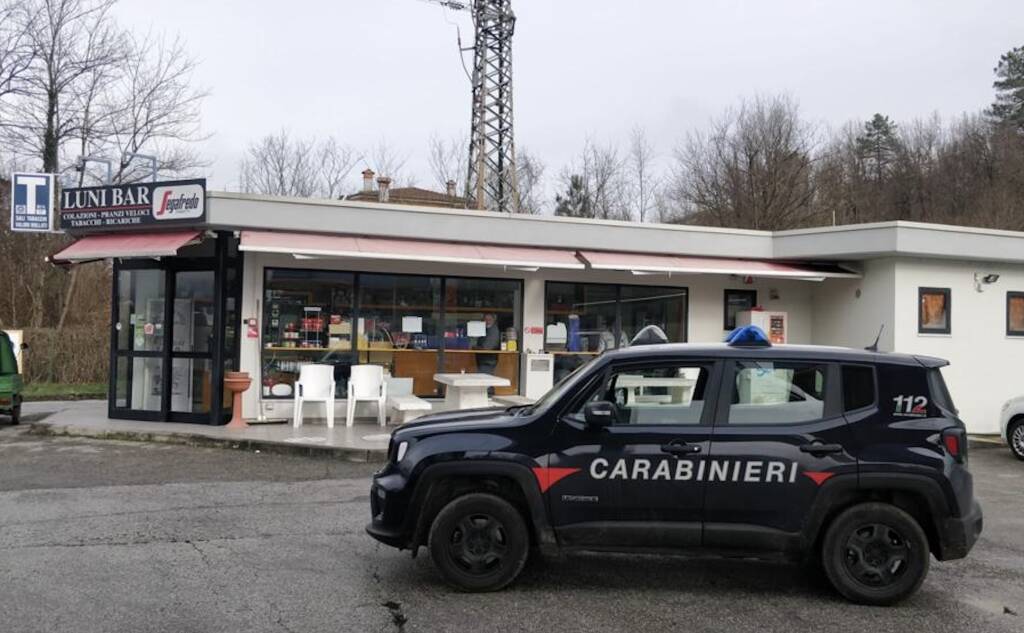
723,289 -> 758,330
1008,292 -> 1024,336
918,287 -> 951,334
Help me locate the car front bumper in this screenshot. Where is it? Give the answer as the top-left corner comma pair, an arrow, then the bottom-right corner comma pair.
366,473 -> 414,550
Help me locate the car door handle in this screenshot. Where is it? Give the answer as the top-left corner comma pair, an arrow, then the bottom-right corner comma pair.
799,442 -> 844,455
661,441 -> 702,455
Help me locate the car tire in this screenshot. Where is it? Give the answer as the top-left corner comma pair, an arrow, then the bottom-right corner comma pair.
1008,419 -> 1024,461
821,502 -> 930,606
10,399 -> 20,425
428,492 -> 529,592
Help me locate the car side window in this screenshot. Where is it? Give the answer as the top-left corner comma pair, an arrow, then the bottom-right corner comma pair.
842,364 -> 876,412
574,364 -> 712,426
729,361 -> 826,424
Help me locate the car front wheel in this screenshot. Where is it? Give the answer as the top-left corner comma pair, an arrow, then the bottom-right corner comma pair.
428,492 -> 529,592
821,502 -> 930,606
1009,419 -> 1024,461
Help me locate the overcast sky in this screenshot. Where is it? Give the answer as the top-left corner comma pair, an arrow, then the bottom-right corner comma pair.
112,0 -> 1024,195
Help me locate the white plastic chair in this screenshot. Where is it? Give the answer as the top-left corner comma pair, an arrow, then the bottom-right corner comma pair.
292,364 -> 336,429
347,364 -> 387,427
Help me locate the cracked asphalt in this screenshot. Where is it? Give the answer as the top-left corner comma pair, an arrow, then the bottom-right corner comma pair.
1,421 -> 1022,633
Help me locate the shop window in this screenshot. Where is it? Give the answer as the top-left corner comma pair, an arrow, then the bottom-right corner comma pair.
620,286 -> 688,346
1008,292 -> 1024,337
261,269 -> 523,400
723,289 -> 757,331
918,287 -> 951,334
262,269 -> 356,399
357,274 -> 442,397
440,277 -> 522,396
544,282 -> 688,382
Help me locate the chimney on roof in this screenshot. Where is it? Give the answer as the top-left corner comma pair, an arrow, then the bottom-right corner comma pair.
377,176 -> 392,203
362,169 -> 375,192
446,179 -> 457,198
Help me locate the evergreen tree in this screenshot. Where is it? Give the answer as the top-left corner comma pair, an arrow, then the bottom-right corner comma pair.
855,113 -> 901,183
989,45 -> 1024,130
554,174 -> 591,218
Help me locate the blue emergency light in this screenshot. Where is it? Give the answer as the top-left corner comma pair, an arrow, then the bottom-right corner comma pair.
725,325 -> 772,347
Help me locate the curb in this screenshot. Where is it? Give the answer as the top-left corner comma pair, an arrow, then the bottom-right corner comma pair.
967,434 -> 1004,449
27,421 -> 388,463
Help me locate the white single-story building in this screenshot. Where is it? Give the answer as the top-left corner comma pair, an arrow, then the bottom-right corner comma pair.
53,183 -> 1024,434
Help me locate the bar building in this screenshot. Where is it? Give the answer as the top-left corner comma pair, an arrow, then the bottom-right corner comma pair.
51,181 -> 1024,434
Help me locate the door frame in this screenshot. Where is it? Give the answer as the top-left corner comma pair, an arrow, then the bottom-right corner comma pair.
108,232 -> 241,424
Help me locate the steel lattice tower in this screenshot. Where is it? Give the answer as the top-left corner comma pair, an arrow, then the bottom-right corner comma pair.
464,0 -> 518,213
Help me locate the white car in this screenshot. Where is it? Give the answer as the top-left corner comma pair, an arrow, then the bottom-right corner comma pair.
1000,396 -> 1024,460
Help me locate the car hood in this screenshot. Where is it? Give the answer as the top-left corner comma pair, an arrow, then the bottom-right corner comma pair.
394,406 -> 518,437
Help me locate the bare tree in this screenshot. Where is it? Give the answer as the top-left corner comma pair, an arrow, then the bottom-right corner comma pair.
368,138 -> 410,186
0,0 -> 32,108
515,147 -> 545,214
628,126 -> 658,222
317,136 -> 359,198
668,94 -> 820,230
427,132 -> 466,192
1,0 -> 128,172
101,32 -> 208,183
239,130 -> 358,199
555,139 -> 630,220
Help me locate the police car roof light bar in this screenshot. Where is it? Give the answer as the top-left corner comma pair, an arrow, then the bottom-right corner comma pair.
725,325 -> 772,347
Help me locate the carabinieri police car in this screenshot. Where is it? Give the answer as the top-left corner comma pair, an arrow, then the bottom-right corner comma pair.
367,326 -> 983,605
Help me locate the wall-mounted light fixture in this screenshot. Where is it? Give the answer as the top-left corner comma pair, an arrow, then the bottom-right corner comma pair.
974,273 -> 1000,292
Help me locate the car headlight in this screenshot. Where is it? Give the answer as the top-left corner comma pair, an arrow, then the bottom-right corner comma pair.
395,441 -> 409,463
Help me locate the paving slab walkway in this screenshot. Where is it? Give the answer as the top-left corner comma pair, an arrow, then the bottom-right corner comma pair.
22,400 -> 390,462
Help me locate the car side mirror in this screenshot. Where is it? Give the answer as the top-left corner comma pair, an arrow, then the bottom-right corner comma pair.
583,400 -> 616,428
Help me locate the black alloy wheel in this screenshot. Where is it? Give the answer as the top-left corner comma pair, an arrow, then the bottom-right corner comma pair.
447,513 -> 509,575
842,523 -> 911,588
822,502 -> 930,605
428,493 -> 529,592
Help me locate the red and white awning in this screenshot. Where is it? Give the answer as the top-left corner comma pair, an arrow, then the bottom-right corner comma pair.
239,230 -> 585,270
577,250 -> 859,281
49,230 -> 203,264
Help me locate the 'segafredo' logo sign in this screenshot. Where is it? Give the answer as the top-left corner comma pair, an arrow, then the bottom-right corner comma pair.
59,178 -> 206,231
153,183 -> 203,220
531,458 -> 835,493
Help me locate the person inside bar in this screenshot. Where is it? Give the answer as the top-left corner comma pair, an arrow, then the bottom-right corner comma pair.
475,312 -> 500,375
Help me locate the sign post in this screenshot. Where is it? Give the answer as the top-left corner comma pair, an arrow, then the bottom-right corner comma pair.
10,173 -> 56,232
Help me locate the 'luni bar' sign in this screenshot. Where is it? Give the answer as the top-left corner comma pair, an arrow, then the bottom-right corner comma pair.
59,179 -> 206,231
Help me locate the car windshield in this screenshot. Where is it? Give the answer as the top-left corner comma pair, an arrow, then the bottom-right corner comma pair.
515,357 -> 596,415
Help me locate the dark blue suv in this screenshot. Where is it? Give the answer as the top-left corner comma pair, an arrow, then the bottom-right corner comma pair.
368,334 -> 982,605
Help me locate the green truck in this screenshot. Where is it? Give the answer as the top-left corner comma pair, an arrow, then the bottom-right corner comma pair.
0,331 -> 23,424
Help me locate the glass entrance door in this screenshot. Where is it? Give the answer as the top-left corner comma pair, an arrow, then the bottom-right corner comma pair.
113,268 -> 166,419
109,233 -> 240,424
169,270 -> 216,420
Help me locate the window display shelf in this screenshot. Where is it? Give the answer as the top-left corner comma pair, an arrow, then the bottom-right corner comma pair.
264,346 -> 339,352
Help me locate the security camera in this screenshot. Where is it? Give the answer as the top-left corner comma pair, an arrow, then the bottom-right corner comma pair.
983,273 -> 1000,284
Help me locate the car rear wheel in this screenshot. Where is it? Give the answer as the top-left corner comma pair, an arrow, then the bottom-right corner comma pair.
10,398 -> 21,425
1009,419 -> 1024,461
821,502 -> 929,606
428,492 -> 529,592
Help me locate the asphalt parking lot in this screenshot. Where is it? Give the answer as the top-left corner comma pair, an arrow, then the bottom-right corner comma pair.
0,423 -> 1021,633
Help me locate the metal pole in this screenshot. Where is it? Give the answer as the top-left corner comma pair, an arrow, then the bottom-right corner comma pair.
78,156 -> 113,185
125,153 -> 159,182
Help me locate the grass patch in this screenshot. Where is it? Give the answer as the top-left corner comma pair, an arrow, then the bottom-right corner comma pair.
23,382 -> 106,401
